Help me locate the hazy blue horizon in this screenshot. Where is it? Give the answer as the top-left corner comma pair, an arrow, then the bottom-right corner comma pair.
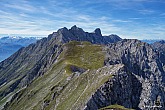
0,34 -> 46,38
0,33 -> 165,40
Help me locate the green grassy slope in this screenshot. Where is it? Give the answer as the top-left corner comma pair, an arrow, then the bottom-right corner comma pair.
4,41 -> 131,110
60,41 -> 105,72
5,41 -> 109,110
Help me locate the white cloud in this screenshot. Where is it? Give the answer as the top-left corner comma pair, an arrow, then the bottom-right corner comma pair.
0,0 -> 122,36
129,17 -> 143,20
137,9 -> 155,14
112,20 -> 132,23
0,0 -> 164,40
4,4 -> 35,12
160,13 -> 165,16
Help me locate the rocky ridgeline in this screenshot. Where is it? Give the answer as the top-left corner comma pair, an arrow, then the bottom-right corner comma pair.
0,26 -> 165,110
50,25 -> 121,44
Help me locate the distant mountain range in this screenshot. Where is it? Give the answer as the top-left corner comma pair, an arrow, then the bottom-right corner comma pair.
0,35 -> 163,62
141,39 -> 164,44
0,36 -> 42,62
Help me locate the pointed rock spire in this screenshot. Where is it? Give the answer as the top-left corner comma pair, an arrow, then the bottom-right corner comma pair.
71,25 -> 78,30
70,25 -> 84,32
94,28 -> 102,36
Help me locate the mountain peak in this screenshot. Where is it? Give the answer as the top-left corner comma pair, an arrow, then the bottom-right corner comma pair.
94,28 -> 102,36
55,26 -> 122,44
57,27 -> 68,33
70,25 -> 85,33
71,25 -> 78,29
159,40 -> 165,44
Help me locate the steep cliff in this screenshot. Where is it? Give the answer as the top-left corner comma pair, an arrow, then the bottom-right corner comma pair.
152,40 -> 165,71
104,39 -> 165,109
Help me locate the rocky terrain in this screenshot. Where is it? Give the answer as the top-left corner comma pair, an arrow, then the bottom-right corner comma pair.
0,26 -> 164,110
104,39 -> 165,110
151,40 -> 165,71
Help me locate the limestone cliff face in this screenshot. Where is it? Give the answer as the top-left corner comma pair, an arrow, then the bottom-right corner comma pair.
84,66 -> 142,110
103,39 -> 165,110
152,40 -> 165,71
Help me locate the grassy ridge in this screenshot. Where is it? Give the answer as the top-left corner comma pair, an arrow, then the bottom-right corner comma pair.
4,41 -> 128,110
60,41 -> 105,72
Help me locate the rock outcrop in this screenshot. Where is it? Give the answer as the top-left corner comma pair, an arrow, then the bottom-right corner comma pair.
84,66 -> 142,110
104,39 -> 165,110
152,40 -> 165,71
57,25 -> 122,44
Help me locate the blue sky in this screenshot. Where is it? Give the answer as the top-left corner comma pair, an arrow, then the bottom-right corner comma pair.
0,0 -> 165,39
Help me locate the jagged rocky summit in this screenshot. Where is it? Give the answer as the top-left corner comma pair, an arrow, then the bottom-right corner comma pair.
49,25 -> 121,44
0,26 -> 165,110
